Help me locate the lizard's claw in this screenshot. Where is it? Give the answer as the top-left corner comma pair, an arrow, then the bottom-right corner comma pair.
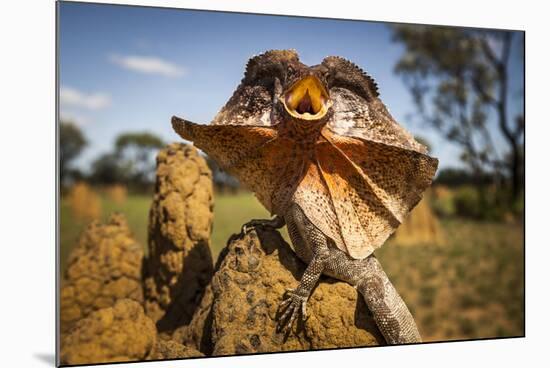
241,217 -> 284,235
278,289 -> 308,333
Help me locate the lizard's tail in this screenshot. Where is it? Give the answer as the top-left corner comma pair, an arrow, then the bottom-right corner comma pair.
356,256 -> 422,344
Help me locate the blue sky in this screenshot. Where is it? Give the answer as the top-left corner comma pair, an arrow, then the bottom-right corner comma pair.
59,2 -> 524,172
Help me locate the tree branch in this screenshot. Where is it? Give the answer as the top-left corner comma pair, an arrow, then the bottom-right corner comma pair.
472,77 -> 498,106
479,36 -> 501,71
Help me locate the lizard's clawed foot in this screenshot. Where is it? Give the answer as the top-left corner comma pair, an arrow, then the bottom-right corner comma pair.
277,289 -> 308,333
241,216 -> 284,234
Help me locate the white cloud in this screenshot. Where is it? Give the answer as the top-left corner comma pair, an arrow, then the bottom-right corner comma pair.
110,54 -> 185,78
60,86 -> 111,110
59,110 -> 91,126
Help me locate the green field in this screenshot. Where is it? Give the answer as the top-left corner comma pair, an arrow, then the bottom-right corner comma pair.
60,191 -> 524,342
60,191 -> 270,271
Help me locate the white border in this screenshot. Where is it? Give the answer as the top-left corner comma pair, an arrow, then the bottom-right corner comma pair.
2,0 -> 547,367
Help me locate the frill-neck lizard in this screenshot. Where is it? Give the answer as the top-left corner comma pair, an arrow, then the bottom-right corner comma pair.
172,49 -> 438,344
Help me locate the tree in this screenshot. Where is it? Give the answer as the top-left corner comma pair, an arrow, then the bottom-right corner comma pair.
392,25 -> 524,200
90,153 -> 132,185
414,136 -> 432,153
59,121 -> 87,185
434,167 -> 492,187
114,132 -> 165,187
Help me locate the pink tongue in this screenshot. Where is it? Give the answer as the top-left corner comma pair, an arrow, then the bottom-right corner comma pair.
297,90 -> 313,114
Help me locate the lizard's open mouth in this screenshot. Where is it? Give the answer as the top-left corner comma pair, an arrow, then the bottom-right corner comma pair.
282,75 -> 330,120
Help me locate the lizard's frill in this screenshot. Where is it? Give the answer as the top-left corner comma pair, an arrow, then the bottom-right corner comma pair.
305,130 -> 438,259
172,117 -> 298,214
172,115 -> 438,259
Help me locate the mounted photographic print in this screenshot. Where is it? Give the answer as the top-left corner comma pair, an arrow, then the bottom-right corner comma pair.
57,1 -> 525,365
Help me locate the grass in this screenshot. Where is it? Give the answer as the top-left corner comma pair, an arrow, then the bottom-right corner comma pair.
60,190 -> 524,342
210,191 -> 270,255
59,191 -> 269,272
378,218 -> 524,342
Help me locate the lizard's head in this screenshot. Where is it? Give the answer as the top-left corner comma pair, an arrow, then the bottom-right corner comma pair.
242,50 -> 333,125
179,50 -> 381,135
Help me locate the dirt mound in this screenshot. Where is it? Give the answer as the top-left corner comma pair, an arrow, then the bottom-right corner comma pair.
170,283 -> 215,354
60,213 -> 144,334
60,299 -> 156,365
68,181 -> 102,221
171,228 -> 383,356
152,339 -> 204,359
143,143 -> 215,332
104,184 -> 127,204
393,195 -> 446,246
433,185 -> 452,200
61,299 -> 203,365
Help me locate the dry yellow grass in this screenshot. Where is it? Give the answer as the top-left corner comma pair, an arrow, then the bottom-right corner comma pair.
380,219 -> 524,341
393,194 -> 446,246
68,182 -> 102,221
104,184 -> 128,204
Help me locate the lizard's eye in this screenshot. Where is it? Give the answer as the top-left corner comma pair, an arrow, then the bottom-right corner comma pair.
281,75 -> 331,120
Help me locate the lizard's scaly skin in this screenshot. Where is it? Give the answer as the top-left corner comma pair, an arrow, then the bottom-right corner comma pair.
172,49 -> 437,344
285,204 -> 421,344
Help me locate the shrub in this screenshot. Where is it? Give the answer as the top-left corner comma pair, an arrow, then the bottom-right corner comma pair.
432,195 -> 455,218
453,186 -> 480,218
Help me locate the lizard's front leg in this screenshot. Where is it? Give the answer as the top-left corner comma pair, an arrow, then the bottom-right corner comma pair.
278,247 -> 329,332
278,203 -> 330,332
